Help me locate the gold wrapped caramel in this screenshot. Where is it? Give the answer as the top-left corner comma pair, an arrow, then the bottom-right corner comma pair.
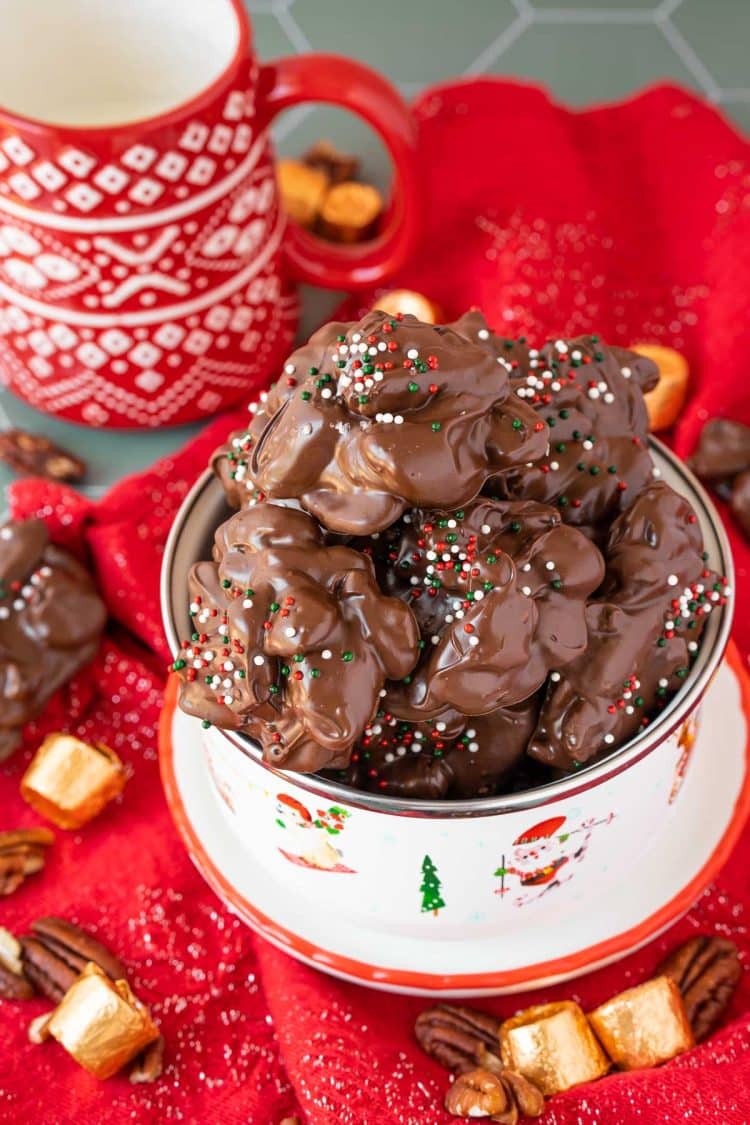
374,288 -> 443,324
277,159 -> 329,228
318,181 -> 383,243
589,976 -> 694,1070
632,343 -> 690,432
21,734 -> 126,830
500,1001 -> 609,1095
47,962 -> 159,1080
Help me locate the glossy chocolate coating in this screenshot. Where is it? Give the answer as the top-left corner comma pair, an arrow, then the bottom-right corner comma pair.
527,482 -> 726,769
453,311 -> 659,537
212,385 -> 286,510
328,697 -> 540,799
689,418 -> 750,482
222,310 -> 549,535
176,504 -> 420,771
372,498 -> 604,719
0,519 -> 106,759
190,309 -> 730,793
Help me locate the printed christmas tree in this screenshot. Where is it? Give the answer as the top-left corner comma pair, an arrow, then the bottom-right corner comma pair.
420,853 -> 446,915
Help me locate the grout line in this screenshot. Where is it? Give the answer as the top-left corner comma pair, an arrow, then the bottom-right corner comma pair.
659,18 -> 722,101
532,9 -> 660,25
654,0 -> 685,18
271,102 -> 314,144
273,5 -> 312,54
245,0 -> 294,12
463,13 -> 532,77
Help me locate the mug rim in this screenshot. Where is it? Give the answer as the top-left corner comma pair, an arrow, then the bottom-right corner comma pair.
0,0 -> 251,138
161,438 -> 735,819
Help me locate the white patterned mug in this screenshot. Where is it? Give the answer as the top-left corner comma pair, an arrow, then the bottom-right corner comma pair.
0,0 -> 420,427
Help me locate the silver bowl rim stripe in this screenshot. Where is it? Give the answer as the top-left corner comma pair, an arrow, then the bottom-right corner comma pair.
160,437 -> 734,820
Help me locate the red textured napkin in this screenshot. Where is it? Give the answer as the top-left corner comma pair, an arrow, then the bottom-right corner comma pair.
1,80 -> 749,1125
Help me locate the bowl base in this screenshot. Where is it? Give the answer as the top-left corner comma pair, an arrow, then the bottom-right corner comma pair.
160,649 -> 750,996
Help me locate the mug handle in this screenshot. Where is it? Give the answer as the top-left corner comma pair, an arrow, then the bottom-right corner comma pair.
257,53 -> 420,291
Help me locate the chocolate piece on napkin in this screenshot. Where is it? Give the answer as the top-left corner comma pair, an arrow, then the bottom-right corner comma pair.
0,519 -> 106,760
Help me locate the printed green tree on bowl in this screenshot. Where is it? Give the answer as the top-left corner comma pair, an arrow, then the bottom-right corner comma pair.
420,853 -> 446,916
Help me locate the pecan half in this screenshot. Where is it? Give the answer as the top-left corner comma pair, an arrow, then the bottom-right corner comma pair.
445,1067 -> 544,1122
21,916 -> 127,1002
20,937 -> 78,1001
657,935 -> 742,1041
0,429 -> 86,482
499,1070 -> 546,1120
0,827 -> 54,896
415,1004 -> 503,1074
129,1034 -> 165,1084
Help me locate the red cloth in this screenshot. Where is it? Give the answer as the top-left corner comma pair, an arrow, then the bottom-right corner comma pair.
1,80 -> 749,1125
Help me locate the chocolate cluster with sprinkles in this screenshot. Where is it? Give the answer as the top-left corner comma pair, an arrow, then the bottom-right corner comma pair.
326,698 -> 540,799
527,483 -> 730,770
177,306 -> 731,797
452,311 -> 660,539
369,498 -> 604,719
176,504 -> 419,771
213,309 -> 549,535
0,518 -> 106,760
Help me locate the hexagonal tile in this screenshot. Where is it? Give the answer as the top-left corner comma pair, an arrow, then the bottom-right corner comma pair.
290,0 -> 519,84
672,0 -> 750,90
722,101 -> 750,136
484,22 -> 699,104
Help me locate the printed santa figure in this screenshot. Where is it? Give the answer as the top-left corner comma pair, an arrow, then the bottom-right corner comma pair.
494,812 -> 614,906
275,793 -> 355,873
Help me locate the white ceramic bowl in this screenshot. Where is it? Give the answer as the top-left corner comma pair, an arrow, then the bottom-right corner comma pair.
159,441 -> 749,996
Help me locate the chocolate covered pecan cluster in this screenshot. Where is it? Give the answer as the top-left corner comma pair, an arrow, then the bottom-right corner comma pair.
0,519 -> 106,761
212,310 -> 548,534
177,504 -> 418,771
176,308 -> 728,796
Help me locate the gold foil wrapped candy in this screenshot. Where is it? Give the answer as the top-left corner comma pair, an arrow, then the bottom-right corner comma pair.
500,1001 -> 609,1095
589,976 -> 694,1070
47,962 -> 159,1080
21,734 -> 126,829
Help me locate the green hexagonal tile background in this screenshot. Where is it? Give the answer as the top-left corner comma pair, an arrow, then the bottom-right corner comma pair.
673,0 -> 750,90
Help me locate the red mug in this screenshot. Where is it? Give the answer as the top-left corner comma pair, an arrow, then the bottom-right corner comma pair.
0,0 -> 419,427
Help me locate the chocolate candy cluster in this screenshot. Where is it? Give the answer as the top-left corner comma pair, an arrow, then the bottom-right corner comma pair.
176,309 -> 729,798
0,519 -> 106,761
